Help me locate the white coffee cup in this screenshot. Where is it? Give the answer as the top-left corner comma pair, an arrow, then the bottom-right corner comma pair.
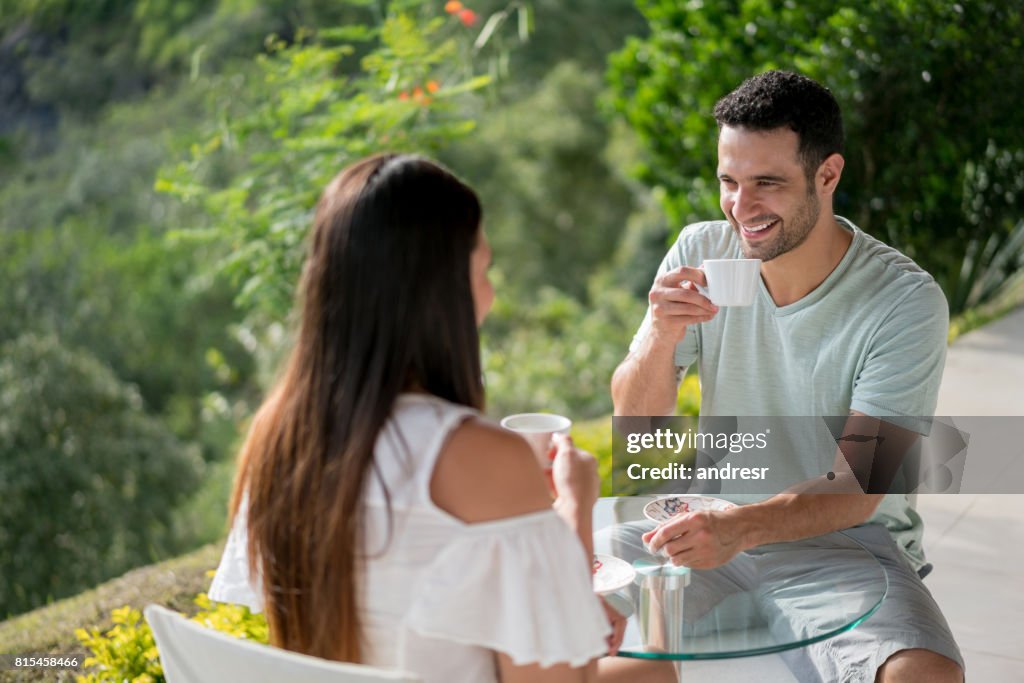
500,413 -> 572,468
696,259 -> 761,306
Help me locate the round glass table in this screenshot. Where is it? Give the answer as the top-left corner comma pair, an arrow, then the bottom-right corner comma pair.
594,496 -> 888,661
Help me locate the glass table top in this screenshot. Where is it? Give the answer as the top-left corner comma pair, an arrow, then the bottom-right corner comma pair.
594,496 -> 888,661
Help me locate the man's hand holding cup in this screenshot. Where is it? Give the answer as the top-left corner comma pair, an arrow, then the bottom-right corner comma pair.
648,266 -> 719,345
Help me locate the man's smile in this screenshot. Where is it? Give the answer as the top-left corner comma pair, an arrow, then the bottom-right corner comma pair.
739,218 -> 779,239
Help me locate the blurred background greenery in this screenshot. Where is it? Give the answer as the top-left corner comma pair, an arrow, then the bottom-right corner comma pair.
1,0 -> 1021,621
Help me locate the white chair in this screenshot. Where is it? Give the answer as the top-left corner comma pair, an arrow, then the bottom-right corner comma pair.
144,605 -> 422,683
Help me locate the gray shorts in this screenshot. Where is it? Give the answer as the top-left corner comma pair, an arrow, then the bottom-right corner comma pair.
595,521 -> 964,683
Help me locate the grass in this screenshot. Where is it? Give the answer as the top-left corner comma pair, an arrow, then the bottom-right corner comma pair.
0,543 -> 222,683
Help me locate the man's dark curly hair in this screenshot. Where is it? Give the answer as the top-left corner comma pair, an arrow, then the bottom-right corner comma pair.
713,70 -> 844,180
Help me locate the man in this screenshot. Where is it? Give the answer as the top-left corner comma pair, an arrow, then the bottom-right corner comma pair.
611,71 -> 963,682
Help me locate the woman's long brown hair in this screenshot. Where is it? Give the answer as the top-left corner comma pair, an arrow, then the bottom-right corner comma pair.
229,154 -> 485,662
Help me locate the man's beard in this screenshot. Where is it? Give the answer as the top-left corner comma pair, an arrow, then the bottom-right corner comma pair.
736,191 -> 820,262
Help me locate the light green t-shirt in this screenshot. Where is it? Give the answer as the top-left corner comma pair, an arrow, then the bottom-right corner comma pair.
629,217 -> 949,571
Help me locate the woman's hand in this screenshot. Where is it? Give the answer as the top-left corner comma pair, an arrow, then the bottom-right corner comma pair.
550,434 -> 599,511
600,596 -> 626,656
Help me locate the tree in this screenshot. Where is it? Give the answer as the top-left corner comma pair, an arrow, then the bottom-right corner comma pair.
607,0 -> 1024,313
472,0 -> 647,83
0,0 -> 373,124
0,216 -> 254,461
158,0 -> 527,321
0,335 -> 204,618
442,61 -> 636,300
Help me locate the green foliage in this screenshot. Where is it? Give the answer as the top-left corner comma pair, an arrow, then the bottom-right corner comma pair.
2,0 -> 373,124
1,0 -> 136,32
600,180 -> 674,300
479,267 -> 703,421
0,73 -> 258,620
75,595 -> 268,683
0,543 -> 221,683
468,0 -> 646,83
76,606 -> 162,683
481,281 -> 643,419
675,374 -> 701,417
571,415 -> 615,495
952,145 -> 1024,313
189,592 -> 268,642
168,458 -> 238,550
443,61 -> 637,300
572,374 -> 700,496
0,76 -> 258,440
438,60 -> 672,421
948,275 -> 1024,343
0,335 -> 205,619
158,0 -> 527,321
607,0 -> 1024,313
0,219 -> 254,461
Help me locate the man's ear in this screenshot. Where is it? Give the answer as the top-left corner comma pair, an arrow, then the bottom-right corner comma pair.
818,153 -> 845,196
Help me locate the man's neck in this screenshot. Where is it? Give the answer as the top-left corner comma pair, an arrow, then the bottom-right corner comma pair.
761,216 -> 854,307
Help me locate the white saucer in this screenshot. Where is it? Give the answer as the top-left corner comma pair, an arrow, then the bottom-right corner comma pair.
643,495 -> 736,523
593,554 -> 636,595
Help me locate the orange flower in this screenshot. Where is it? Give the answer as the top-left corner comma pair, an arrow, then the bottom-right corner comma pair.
412,86 -> 425,100
458,8 -> 477,26
398,91 -> 410,101
426,80 -> 440,94
444,1 -> 463,13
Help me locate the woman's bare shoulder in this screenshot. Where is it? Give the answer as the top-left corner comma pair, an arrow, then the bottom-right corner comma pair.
430,418 -> 551,523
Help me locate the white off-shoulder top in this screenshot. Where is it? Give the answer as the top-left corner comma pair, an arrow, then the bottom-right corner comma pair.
209,393 -> 609,682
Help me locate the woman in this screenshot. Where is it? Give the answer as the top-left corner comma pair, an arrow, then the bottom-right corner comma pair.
209,154 -> 673,682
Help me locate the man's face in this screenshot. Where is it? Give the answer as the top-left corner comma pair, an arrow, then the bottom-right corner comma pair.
717,125 -> 821,262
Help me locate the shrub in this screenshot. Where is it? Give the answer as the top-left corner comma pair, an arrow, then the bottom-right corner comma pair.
607,0 -> 1024,313
75,595 -> 268,683
158,0 -> 529,322
76,607 -> 162,683
0,334 -> 204,618
482,284 -> 645,419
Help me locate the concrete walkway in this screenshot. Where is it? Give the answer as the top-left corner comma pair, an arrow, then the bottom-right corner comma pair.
919,306 -> 1024,681
936,307 -> 1024,416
